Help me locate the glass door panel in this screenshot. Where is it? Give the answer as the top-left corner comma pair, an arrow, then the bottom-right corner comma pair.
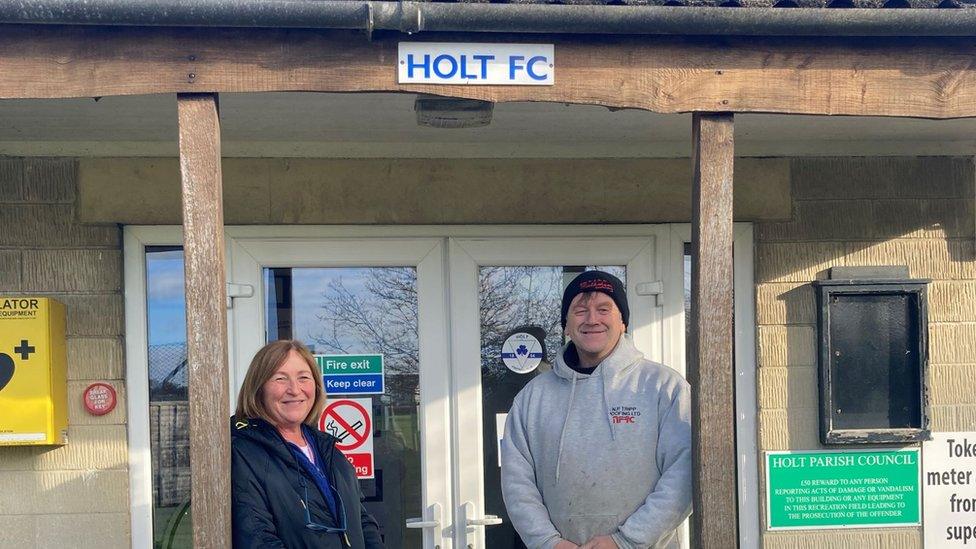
478,265 -> 626,549
230,237 -> 452,549
450,237 -> 663,549
145,247 -> 193,549
264,266 -> 422,548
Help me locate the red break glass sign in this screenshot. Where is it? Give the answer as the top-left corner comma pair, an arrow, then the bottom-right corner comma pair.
83,382 -> 117,416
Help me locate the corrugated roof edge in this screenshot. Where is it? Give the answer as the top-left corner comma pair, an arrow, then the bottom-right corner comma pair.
1,0 -> 975,35
407,0 -> 971,6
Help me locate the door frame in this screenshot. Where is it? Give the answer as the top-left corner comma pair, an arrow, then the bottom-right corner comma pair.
123,224 -> 757,549
229,235 -> 454,549
448,231 -> 667,548
123,226 -> 171,549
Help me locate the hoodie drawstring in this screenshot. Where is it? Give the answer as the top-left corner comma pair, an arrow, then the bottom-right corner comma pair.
602,364 -> 616,441
554,371 -> 578,483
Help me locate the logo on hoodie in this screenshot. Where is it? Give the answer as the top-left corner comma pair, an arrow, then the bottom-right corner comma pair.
609,406 -> 641,424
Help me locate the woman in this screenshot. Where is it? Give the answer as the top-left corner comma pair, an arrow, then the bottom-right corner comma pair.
232,339 -> 385,548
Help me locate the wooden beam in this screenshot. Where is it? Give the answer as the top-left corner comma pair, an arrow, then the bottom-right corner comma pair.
689,112 -> 738,549
178,92 -> 231,549
2,24 -> 976,118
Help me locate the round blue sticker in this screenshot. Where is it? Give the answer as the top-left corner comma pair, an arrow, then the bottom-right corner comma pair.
501,332 -> 545,374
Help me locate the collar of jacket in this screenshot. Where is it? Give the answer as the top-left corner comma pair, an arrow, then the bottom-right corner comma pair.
231,416 -> 338,476
552,333 -> 643,382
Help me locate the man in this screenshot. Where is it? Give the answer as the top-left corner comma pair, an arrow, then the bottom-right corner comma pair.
501,270 -> 692,549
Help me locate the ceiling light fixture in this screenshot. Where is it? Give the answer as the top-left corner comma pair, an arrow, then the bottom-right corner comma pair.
415,95 -> 494,129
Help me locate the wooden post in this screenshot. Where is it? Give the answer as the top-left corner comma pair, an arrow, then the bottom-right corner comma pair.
689,112 -> 738,548
177,92 -> 231,549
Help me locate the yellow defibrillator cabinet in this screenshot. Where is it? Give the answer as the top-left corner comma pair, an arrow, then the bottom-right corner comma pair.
0,297 -> 68,445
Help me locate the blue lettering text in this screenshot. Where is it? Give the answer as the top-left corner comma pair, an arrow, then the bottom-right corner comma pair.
433,54 -> 458,79
526,55 -> 548,81
509,55 -> 525,80
473,54 -> 494,79
406,54 -> 431,79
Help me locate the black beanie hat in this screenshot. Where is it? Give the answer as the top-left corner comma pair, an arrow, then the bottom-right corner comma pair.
560,270 -> 629,328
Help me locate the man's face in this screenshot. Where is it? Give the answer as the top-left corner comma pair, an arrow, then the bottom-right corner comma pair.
564,291 -> 626,367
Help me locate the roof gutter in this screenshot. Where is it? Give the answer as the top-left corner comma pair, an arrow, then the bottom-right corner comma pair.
1,0 -> 975,36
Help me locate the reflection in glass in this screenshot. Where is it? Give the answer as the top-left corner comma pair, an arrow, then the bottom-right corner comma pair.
146,247 -> 192,548
265,267 -> 422,549
480,266 -> 625,549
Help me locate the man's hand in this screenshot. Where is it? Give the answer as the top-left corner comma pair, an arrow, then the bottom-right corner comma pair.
555,540 -> 580,549
580,535 -> 618,549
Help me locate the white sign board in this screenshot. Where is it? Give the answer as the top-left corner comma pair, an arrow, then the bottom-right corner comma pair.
398,43 -> 554,86
319,397 -> 375,479
923,432 -> 976,547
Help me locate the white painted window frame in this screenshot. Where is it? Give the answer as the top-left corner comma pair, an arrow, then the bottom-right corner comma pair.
124,225 -> 183,549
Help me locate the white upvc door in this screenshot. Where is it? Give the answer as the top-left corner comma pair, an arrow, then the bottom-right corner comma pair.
229,235 -> 455,549
447,230 -> 678,549
126,224 -> 754,549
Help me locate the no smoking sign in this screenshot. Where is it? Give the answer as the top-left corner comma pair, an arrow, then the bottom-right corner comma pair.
319,397 -> 374,479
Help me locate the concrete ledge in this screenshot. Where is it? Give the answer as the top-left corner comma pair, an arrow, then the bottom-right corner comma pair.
78,157 -> 792,224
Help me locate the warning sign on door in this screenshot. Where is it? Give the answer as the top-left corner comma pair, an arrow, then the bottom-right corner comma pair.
319,397 -> 374,479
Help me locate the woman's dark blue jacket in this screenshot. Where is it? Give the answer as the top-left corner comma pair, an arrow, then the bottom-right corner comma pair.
231,416 -> 385,548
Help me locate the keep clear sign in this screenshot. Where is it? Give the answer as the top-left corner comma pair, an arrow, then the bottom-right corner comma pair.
398,43 -> 554,86
766,449 -> 921,530
923,432 -> 976,547
316,354 -> 384,395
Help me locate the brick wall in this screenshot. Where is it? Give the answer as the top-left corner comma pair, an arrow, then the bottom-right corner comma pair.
755,157 -> 976,548
0,158 -> 129,548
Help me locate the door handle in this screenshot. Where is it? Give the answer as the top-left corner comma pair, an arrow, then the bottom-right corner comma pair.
405,501 -> 443,529
461,501 -> 503,528
467,516 -> 502,526
405,519 -> 438,529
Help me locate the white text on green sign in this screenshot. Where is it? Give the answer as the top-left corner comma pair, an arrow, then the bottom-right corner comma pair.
766,450 -> 920,530
315,354 -> 384,395
317,354 -> 383,375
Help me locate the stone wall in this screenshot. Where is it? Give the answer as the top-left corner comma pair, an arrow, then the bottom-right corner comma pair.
0,158 -> 129,548
755,157 -> 976,548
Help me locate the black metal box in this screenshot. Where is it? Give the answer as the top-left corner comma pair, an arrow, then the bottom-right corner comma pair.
813,279 -> 930,445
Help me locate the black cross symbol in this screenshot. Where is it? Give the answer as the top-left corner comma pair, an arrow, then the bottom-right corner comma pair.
14,340 -> 35,360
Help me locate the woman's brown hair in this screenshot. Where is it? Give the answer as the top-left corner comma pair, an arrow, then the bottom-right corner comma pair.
235,339 -> 326,427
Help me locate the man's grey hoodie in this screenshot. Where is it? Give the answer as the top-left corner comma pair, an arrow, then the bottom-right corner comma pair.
501,334 -> 692,549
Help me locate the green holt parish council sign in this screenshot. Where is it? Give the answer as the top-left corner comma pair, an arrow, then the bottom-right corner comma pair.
766,449 -> 920,530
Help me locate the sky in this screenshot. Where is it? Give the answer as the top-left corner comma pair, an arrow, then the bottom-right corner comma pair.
147,249 -> 187,346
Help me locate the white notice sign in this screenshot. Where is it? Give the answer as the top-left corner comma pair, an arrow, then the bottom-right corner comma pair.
923,432 -> 976,547
398,43 -> 554,86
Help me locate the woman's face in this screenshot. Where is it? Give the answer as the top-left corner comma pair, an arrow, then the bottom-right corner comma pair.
261,349 -> 316,430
